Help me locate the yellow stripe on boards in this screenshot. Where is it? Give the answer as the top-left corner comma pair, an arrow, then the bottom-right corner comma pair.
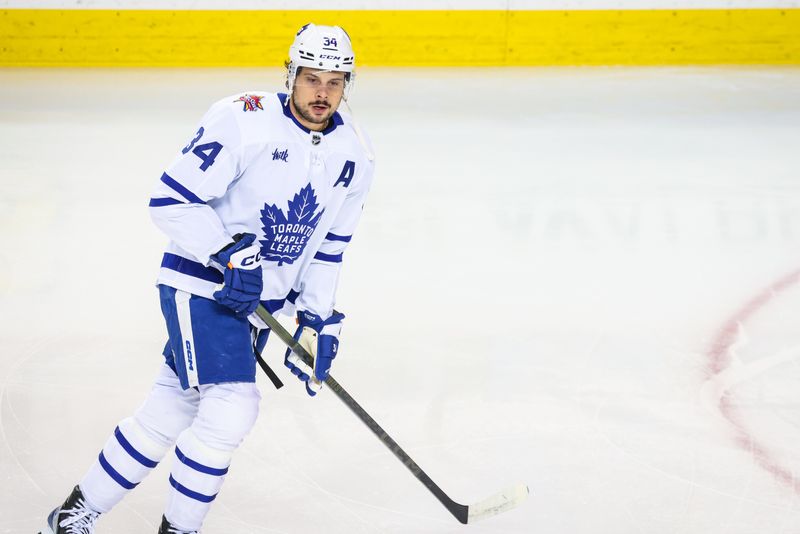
1,9 -> 799,66
508,9 -> 800,65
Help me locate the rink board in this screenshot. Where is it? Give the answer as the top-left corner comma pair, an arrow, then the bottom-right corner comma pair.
1,8 -> 800,66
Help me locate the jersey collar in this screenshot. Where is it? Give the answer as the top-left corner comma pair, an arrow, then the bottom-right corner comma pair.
278,93 -> 343,135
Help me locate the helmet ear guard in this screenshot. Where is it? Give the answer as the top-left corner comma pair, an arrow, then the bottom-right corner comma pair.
284,23 -> 356,104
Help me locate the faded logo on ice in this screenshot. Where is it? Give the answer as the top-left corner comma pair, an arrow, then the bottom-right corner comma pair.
260,184 -> 324,266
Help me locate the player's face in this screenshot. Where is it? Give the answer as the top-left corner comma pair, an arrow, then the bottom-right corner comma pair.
290,68 -> 346,131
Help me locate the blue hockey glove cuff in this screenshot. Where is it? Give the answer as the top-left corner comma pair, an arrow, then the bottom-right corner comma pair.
284,310 -> 345,396
210,233 -> 263,316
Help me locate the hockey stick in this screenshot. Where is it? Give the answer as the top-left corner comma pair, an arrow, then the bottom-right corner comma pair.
253,304 -> 529,524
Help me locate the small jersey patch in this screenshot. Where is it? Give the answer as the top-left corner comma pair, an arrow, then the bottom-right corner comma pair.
235,94 -> 264,112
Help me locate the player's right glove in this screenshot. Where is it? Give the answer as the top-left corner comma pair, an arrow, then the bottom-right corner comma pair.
210,233 -> 263,316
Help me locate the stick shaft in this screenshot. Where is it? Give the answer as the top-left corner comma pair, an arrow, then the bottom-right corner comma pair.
253,305 -> 469,524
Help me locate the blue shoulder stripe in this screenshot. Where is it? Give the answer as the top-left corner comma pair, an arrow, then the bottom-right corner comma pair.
160,173 -> 206,205
314,251 -> 343,263
325,232 -> 352,243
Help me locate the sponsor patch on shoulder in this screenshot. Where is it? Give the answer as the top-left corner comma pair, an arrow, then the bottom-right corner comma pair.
235,94 -> 264,112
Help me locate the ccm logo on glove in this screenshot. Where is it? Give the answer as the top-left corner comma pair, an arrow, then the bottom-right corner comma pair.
232,250 -> 261,268
223,240 -> 261,268
210,233 -> 264,316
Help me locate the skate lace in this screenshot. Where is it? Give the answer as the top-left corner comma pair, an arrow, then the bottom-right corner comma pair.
167,527 -> 198,534
58,498 -> 100,534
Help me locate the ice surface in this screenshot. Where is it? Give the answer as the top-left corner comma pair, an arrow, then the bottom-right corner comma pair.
1,66 -> 800,533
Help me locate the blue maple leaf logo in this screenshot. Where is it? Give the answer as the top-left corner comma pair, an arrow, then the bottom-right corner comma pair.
260,184 -> 325,266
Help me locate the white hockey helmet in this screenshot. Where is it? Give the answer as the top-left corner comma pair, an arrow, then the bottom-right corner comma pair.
286,23 -> 356,101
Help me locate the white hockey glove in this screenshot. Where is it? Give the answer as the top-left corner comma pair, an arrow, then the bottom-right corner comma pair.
284,310 -> 345,396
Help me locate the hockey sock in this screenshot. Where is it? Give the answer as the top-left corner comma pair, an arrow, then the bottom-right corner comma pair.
79,416 -> 171,512
165,428 -> 233,531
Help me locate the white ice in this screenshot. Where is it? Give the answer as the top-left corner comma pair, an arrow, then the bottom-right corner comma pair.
1,67 -> 800,533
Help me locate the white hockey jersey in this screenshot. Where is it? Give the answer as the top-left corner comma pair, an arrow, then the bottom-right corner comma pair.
149,92 -> 375,318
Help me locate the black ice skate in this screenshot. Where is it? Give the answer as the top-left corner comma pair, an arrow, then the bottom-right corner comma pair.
158,515 -> 199,534
40,485 -> 101,534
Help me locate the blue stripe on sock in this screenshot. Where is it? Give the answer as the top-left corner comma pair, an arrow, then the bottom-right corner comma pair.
174,447 -> 229,476
98,451 -> 138,490
160,173 -> 205,205
169,475 -> 217,503
114,427 -> 159,468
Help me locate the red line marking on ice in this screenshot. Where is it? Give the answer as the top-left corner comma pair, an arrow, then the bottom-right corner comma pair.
706,268 -> 800,495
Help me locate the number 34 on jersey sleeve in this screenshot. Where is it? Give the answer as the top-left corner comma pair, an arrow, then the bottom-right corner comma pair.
182,126 -> 221,172
158,102 -> 243,205
148,102 -> 244,263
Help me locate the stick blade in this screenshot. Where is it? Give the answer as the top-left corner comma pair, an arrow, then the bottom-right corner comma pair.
467,483 -> 530,523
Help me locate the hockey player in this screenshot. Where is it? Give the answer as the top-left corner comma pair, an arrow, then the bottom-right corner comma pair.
41,23 -> 374,534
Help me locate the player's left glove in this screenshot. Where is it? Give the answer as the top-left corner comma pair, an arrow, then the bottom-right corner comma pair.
284,310 -> 345,397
